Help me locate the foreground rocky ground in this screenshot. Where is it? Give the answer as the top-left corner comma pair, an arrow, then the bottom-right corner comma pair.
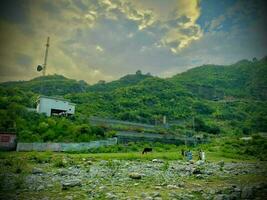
0,153 -> 267,200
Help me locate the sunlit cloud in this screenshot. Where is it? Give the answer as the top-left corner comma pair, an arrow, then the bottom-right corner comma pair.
0,0 -> 266,83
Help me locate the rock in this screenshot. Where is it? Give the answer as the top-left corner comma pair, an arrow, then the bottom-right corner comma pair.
65,196 -> 73,200
144,197 -> 153,200
141,193 -> 147,198
241,186 -> 253,199
192,167 -> 202,174
207,189 -> 216,195
178,182 -> 185,187
129,172 -> 142,179
151,192 -> 161,197
229,192 -> 240,199
99,186 -> 106,191
213,194 -> 225,200
62,179 -> 82,190
32,168 -> 44,174
205,170 -> 213,175
196,174 -> 204,179
167,185 -> 179,189
86,160 -> 93,165
37,185 -> 45,191
58,169 -> 69,176
218,160 -> 224,167
196,160 -> 205,166
152,159 -> 164,163
106,192 -> 117,199
189,160 -> 194,164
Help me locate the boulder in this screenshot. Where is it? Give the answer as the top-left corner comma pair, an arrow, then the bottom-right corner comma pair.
32,168 -> 44,174
196,160 -> 205,166
62,179 -> 82,190
129,172 -> 142,179
106,192 -> 117,199
241,186 -> 253,199
152,159 -> 164,163
167,185 -> 179,189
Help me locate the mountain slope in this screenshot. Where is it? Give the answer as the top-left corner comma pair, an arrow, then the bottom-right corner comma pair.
169,57 -> 267,100
1,74 -> 88,96
87,71 -> 152,92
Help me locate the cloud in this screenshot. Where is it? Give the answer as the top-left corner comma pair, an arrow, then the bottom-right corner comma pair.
0,0 -> 266,84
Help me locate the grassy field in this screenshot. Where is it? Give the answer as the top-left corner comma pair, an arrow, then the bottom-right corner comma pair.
1,136 -> 267,200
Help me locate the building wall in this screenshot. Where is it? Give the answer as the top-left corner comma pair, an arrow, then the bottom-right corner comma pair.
0,134 -> 17,151
37,97 -> 75,116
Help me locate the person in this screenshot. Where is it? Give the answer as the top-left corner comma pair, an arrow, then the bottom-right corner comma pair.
198,149 -> 202,160
200,150 -> 205,161
187,150 -> 193,161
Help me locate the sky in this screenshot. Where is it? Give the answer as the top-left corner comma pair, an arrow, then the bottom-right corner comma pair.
0,0 -> 266,83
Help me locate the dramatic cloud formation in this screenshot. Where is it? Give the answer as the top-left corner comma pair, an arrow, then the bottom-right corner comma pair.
0,0 -> 266,83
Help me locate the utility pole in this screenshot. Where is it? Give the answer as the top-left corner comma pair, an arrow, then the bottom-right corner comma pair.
42,37 -> 50,76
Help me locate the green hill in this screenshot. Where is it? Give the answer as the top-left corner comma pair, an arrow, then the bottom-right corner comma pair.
1,74 -> 88,95
87,70 -> 152,92
169,57 -> 267,100
0,57 -> 266,142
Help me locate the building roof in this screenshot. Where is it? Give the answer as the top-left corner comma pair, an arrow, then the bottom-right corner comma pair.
37,95 -> 76,105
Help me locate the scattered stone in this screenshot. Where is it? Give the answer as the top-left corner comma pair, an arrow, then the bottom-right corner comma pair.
218,160 -> 224,167
129,172 -> 142,179
58,169 -> 69,176
189,160 -> 194,164
86,160 -> 93,165
144,197 -> 153,200
241,186 -> 253,199
196,174 -> 204,179
32,168 -> 44,174
106,192 -> 117,199
213,194 -> 226,200
99,185 -> 106,191
152,159 -> 164,163
37,185 -> 45,191
178,182 -> 185,187
196,160 -> 205,166
65,196 -> 73,200
141,192 -> 148,198
167,185 -> 179,189
151,192 -> 160,197
62,179 -> 82,190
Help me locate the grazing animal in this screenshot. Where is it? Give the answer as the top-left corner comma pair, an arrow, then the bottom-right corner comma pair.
142,147 -> 152,154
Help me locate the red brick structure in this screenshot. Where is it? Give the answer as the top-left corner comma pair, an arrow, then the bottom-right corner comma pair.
0,132 -> 17,151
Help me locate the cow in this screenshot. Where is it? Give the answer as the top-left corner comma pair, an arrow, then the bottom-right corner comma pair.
142,147 -> 152,154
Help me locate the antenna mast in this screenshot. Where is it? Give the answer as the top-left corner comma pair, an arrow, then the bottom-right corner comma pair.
43,37 -> 50,76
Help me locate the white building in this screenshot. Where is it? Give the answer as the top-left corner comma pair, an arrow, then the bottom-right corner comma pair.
36,96 -> 75,117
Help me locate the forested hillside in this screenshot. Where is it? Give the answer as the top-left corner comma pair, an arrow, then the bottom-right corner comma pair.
0,57 -> 266,142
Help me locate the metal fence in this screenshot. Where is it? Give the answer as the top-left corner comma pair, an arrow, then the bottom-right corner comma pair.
115,131 -> 209,146
89,116 -> 156,129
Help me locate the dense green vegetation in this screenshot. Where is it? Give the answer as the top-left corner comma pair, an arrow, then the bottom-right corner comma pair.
0,57 -> 266,143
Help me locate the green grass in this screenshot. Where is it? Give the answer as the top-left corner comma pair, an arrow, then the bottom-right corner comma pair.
0,150 -> 258,163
